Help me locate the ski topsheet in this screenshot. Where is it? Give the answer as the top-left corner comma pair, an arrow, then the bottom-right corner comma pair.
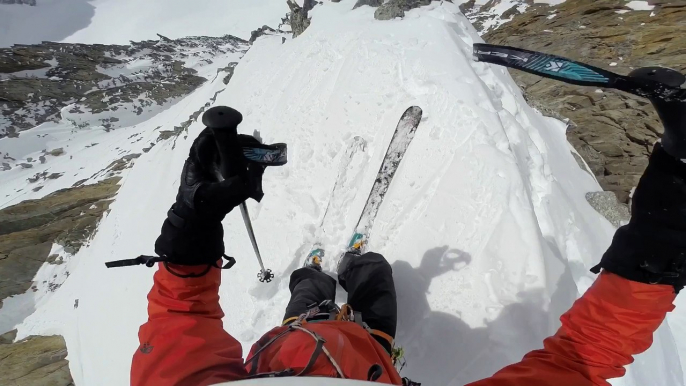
305,106 -> 423,268
348,106 -> 423,253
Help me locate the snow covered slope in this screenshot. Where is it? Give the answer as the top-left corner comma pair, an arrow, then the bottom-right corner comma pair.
0,0 -> 288,47
1,1 -> 683,386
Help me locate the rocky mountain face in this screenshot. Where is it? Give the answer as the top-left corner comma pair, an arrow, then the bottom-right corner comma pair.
0,331 -> 73,386
0,177 -> 121,308
1,34 -> 250,138
479,0 -> 685,204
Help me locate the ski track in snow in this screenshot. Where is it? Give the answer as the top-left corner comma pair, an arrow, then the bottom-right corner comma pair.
0,1 -> 683,385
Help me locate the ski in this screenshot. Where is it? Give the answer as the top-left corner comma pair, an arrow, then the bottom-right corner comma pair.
346,106 -> 423,254
305,135 -> 370,268
303,106 -> 423,269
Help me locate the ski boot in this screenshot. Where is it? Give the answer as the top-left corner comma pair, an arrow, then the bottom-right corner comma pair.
347,233 -> 366,255
304,248 -> 324,272
337,233 -> 367,276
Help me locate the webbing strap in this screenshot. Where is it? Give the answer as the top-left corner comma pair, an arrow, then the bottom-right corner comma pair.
291,325 -> 345,379
370,329 -> 394,347
282,316 -> 298,326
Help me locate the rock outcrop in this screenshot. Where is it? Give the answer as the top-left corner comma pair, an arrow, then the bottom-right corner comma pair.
483,0 -> 686,203
0,35 -> 250,138
374,0 -> 434,20
0,178 -> 120,308
586,191 -> 631,228
0,331 -> 73,386
354,0 -> 383,9
287,0 -> 314,37
461,0 -> 533,33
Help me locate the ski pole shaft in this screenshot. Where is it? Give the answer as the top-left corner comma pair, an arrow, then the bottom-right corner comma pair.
239,203 -> 265,271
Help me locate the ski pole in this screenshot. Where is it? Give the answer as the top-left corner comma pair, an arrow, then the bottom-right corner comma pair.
239,203 -> 273,282
202,106 -> 274,283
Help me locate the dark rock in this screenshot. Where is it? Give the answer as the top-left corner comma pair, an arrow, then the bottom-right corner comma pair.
0,329 -> 17,344
586,191 -> 631,228
375,3 -> 405,20
375,0 -> 432,20
287,0 -> 312,38
48,148 -> 65,157
0,334 -> 73,386
249,26 -> 277,44
501,5 -> 521,19
460,0 -> 476,14
0,178 -> 120,307
354,0 -> 383,9
219,62 -> 239,84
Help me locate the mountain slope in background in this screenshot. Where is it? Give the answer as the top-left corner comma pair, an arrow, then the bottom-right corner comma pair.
0,0 -> 289,47
0,1 -> 684,385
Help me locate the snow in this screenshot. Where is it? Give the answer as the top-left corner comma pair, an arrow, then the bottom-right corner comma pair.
0,0 -> 288,48
0,1 -> 684,386
626,1 -> 656,11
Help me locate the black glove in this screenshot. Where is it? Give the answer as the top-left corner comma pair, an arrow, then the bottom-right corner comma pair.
592,143 -> 686,292
154,128 -> 265,269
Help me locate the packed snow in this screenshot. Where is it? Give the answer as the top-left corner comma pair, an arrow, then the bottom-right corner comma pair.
0,1 -> 684,386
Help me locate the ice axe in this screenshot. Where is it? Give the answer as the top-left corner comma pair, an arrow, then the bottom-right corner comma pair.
202,106 -> 277,283
473,44 -> 686,158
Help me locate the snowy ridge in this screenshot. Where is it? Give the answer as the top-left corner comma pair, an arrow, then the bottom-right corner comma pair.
0,1 -> 682,386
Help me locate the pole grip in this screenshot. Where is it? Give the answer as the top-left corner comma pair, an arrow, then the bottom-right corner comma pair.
202,106 -> 246,179
628,67 -> 686,159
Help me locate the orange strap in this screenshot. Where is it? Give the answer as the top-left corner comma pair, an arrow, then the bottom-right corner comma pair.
370,329 -> 394,347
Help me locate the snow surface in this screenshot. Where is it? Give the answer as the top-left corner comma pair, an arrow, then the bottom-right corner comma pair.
0,0 -> 288,47
0,1 -> 684,386
626,1 -> 656,11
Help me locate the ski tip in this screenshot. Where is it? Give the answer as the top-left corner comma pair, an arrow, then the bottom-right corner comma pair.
402,106 -> 423,123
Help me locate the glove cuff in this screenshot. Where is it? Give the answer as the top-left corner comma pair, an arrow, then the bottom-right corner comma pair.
154,204 -> 226,266
592,226 -> 685,293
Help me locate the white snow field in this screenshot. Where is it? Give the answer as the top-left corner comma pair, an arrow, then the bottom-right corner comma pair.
0,1 -> 684,386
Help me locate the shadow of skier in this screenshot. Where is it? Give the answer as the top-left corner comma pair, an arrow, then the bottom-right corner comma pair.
392,246 -> 555,386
